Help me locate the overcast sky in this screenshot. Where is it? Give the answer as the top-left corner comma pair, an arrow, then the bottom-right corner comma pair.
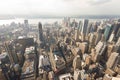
0,0 -> 119,17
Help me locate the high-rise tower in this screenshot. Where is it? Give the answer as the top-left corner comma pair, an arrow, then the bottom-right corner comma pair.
38,22 -> 43,42
81,19 -> 89,35
80,19 -> 89,41
104,24 -> 113,41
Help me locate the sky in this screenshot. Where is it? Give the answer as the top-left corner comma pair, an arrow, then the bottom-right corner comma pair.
0,0 -> 119,18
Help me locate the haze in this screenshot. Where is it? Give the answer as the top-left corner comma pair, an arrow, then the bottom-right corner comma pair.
0,0 -> 120,18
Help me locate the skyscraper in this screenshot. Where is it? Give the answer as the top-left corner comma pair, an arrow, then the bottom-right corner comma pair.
79,19 -> 89,41
24,20 -> 29,30
95,26 -> 104,45
38,22 -> 43,42
23,19 -> 30,33
73,55 -> 82,70
78,21 -> 82,32
81,19 -> 89,35
24,20 -> 28,26
104,24 -> 113,41
106,52 -> 119,69
108,23 -> 120,42
108,33 -> 114,42
113,23 -> 120,38
86,23 -> 92,36
74,29 -> 79,41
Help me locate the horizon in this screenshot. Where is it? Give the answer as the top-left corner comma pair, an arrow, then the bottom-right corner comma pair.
0,15 -> 120,20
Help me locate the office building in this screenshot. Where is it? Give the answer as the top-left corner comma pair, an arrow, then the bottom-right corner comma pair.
104,24 -> 113,41
79,42 -> 88,54
73,55 -> 82,70
74,29 -> 79,41
81,19 -> 89,35
24,20 -> 29,31
108,33 -> 114,42
112,23 -> 120,39
88,33 -> 96,45
78,21 -> 82,31
38,22 -> 44,42
86,23 -> 92,36
106,52 -> 119,69
95,26 -> 104,45
107,44 -> 114,59
80,19 -> 89,41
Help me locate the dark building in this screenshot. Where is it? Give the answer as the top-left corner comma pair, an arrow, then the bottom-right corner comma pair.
112,23 -> 120,40
24,20 -> 29,31
24,20 -> 28,27
104,24 -> 113,41
86,23 -> 93,35
14,38 -> 34,53
4,43 -> 18,64
38,22 -> 44,42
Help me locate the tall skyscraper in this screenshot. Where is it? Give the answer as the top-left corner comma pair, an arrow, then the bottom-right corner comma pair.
113,23 -> 120,38
94,41 -> 107,62
78,21 -> 82,32
104,24 -> 113,41
63,17 -> 71,27
114,37 -> 120,53
86,23 -> 92,36
24,19 -> 29,33
116,37 -> 120,46
95,26 -> 104,45
74,29 -> 79,41
38,22 -> 43,42
81,19 -> 89,35
108,23 -> 120,42
79,19 -> 89,41
89,33 -> 96,45
24,20 -> 29,28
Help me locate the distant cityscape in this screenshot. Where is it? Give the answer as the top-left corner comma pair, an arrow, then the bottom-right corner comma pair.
0,17 -> 120,80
